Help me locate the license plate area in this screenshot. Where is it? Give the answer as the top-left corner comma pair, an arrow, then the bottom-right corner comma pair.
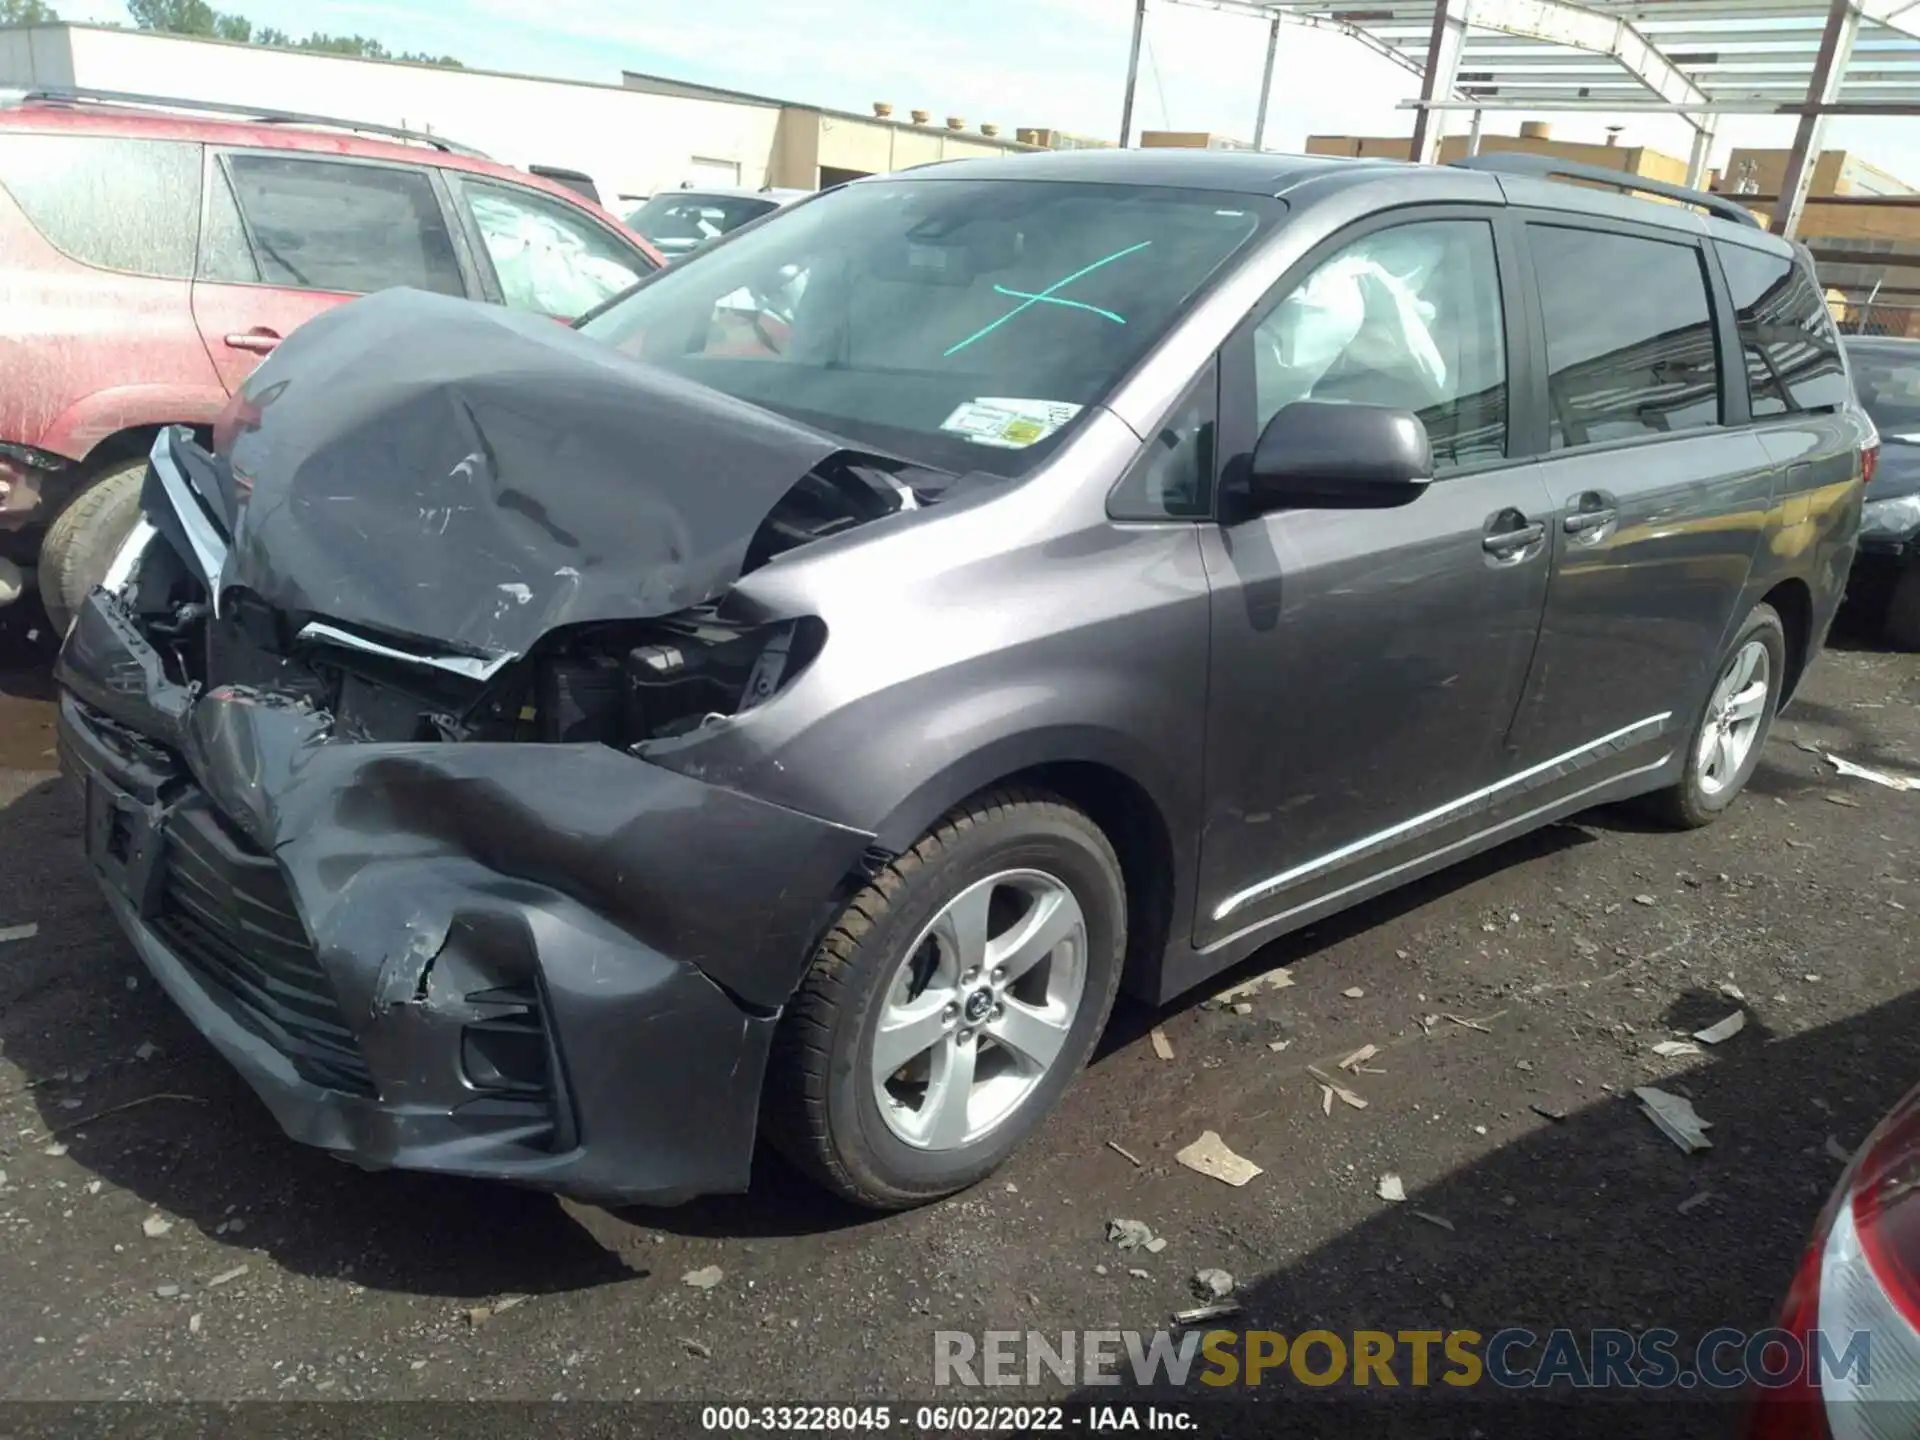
85,771 -> 166,918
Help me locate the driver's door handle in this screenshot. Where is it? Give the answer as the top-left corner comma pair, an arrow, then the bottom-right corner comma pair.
1483,521 -> 1546,555
223,329 -> 281,354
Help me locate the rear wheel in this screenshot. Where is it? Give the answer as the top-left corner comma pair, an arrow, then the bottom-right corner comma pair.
763,789 -> 1126,1209
1641,602 -> 1786,829
38,459 -> 146,635
1886,561 -> 1920,652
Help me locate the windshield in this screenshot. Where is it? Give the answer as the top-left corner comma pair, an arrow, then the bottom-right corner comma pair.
582,178 -> 1279,474
1850,345 -> 1920,436
625,193 -> 780,248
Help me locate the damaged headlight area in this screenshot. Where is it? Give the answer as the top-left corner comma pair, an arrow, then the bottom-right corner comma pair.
106,433 -> 931,751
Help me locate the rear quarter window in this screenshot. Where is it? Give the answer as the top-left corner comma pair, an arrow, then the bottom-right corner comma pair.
1716,241 -> 1851,417
0,132 -> 201,278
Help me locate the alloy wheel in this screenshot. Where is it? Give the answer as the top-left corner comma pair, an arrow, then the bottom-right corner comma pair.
871,868 -> 1088,1151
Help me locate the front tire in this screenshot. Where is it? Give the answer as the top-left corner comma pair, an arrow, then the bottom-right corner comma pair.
763,788 -> 1126,1210
1642,602 -> 1787,829
38,458 -> 145,635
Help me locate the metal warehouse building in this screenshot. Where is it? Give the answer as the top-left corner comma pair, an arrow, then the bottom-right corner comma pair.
0,22 -> 1034,207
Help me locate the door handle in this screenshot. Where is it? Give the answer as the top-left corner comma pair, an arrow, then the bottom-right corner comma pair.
1483,521 -> 1546,555
1564,508 -> 1617,534
223,330 -> 281,354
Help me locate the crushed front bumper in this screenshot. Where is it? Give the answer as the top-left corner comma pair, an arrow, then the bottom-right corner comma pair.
55,589 -> 873,1204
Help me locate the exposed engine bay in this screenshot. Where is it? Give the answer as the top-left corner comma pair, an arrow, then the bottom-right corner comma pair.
119,444 -> 914,750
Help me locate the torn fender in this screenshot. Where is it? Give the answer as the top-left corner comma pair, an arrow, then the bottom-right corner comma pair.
212,288 -> 846,658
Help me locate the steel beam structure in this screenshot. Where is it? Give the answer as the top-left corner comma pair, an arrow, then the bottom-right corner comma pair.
1774,0 -> 1864,237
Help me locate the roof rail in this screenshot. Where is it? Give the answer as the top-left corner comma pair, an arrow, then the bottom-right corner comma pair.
12,86 -> 490,158
1450,152 -> 1763,232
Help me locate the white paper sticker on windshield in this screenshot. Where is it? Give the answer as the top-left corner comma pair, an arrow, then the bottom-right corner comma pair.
940,397 -> 1082,449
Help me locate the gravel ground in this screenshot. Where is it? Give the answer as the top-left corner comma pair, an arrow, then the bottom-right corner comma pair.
0,605 -> 1914,1436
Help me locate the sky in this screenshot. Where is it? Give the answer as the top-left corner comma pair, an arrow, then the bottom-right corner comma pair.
52,0 -> 1920,183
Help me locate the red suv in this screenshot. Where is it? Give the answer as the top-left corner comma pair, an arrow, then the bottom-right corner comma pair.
0,87 -> 665,632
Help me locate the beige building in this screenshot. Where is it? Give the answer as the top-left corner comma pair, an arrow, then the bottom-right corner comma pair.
620,72 -> 1033,192
1307,123 -> 1688,187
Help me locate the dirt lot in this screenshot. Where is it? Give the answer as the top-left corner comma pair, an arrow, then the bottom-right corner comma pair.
0,603 -> 1915,1434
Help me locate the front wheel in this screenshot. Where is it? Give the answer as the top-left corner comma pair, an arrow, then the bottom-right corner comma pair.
1641,602 -> 1787,830
38,458 -> 146,635
763,789 -> 1126,1209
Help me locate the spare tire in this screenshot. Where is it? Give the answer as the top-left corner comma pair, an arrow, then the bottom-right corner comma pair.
38,458 -> 146,635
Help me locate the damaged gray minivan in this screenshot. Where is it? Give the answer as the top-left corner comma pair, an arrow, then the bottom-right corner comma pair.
57,148 -> 1868,1209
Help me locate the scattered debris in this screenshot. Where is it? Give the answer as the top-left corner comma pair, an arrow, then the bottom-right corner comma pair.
465,1306 -> 493,1328
1174,1131 -> 1263,1187
52,1093 -> 206,1135
1824,753 -> 1919,793
1191,1269 -> 1235,1300
1693,1012 -> 1747,1045
206,1264 -> 248,1288
681,1266 -> 724,1290
1149,1027 -> 1175,1062
1173,1302 -> 1242,1327
0,922 -> 39,944
1106,1140 -> 1144,1168
681,1338 -> 712,1360
1443,1013 -> 1498,1034
1826,795 -> 1861,808
40,1142 -> 67,1158
1094,1264 -> 1109,1276
133,1040 -> 161,1062
1719,982 -> 1747,1002
1826,1135 -> 1853,1164
1106,1219 -> 1156,1250
141,1214 -> 173,1239
1413,1210 -> 1455,1232
1651,1040 -> 1704,1059
1343,987 -> 1365,999
1635,1086 -> 1713,1154
1804,975 -> 1823,985
1005,1183 -> 1018,1194
155,1284 -> 180,1299
1267,1039 -> 1293,1053
189,1314 -> 203,1335
1376,1173 -> 1407,1203
1128,1268 -> 1150,1280
1212,967 -> 1296,1006
125,975 -> 138,991
1515,1059 -> 1534,1073
1633,894 -> 1657,907
1530,1103 -> 1567,1123
1337,1044 -> 1381,1073
1230,1002 -> 1253,1017
1145,1237 -> 1168,1255
1307,1065 -> 1368,1110
1677,1190 -> 1715,1216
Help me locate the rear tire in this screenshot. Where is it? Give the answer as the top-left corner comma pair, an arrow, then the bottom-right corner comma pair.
763,788 -> 1126,1210
38,459 -> 145,635
1641,602 -> 1787,830
1886,561 -> 1920,652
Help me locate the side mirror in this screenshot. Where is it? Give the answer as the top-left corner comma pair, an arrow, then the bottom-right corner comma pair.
1247,401 -> 1433,512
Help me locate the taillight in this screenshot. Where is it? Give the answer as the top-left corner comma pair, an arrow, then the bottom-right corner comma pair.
1862,440 -> 1880,490
1745,1086 -> 1920,1439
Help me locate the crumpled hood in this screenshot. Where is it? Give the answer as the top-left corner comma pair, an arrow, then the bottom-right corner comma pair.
212,288 -> 844,658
